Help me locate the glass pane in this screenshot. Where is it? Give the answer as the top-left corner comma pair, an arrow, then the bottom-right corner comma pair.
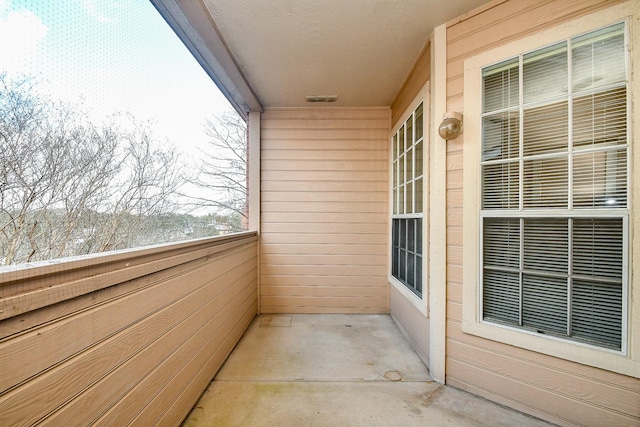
483,57 -> 519,112
392,219 -> 399,247
415,103 -> 424,140
483,270 -> 520,324
483,111 -> 520,161
415,140 -> 423,177
393,187 -> 398,215
573,148 -> 627,208
572,279 -> 622,349
482,161 -> 519,209
399,218 -> 407,249
407,115 -> 414,146
392,134 -> 398,160
407,147 -> 414,181
393,159 -> 398,189
392,220 -> 399,277
398,184 -> 405,214
573,88 -> 627,150
523,41 -> 568,103
523,101 -> 568,156
407,219 -> 415,252
523,157 -> 568,208
523,218 -> 568,274
416,218 -> 422,256
483,218 -> 520,270
416,255 -> 423,295
407,181 -> 413,214
393,157 -> 398,214
572,23 -> 626,92
522,274 -> 567,335
573,218 -> 623,279
415,178 -> 423,213
392,247 -> 399,277
407,253 -> 415,288
399,125 -> 405,154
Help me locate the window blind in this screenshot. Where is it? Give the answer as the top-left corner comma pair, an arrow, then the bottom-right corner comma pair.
480,22 -> 627,350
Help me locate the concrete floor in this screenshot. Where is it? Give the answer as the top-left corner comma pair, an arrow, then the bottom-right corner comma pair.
181,314 -> 554,427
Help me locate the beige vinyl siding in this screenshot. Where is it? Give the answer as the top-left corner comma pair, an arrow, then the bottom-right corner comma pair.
392,42 -> 431,128
260,108 -> 389,314
444,1 -> 640,426
389,285 -> 430,367
0,233 -> 258,426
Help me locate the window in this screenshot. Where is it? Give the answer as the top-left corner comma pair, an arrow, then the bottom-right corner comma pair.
480,23 -> 628,350
391,103 -> 424,297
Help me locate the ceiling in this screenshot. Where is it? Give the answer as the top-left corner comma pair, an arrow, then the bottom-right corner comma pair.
154,0 -> 492,115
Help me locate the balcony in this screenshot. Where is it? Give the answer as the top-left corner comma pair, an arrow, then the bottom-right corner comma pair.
0,233 -> 551,426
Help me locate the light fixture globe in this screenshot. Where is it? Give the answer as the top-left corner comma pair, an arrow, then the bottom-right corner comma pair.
438,111 -> 463,140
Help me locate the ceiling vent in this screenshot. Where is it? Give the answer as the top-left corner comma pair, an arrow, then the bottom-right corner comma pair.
306,95 -> 338,103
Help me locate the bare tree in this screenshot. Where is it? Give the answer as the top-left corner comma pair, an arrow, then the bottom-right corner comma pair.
187,111 -> 248,230
0,74 -> 55,263
0,74 -> 187,265
83,115 -> 185,253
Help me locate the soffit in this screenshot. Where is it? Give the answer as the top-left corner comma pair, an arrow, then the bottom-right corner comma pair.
200,0 -> 491,108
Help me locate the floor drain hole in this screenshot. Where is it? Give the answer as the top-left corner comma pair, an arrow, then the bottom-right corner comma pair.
384,370 -> 403,381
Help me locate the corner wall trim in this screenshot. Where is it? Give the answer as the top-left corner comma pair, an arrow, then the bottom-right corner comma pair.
428,23 -> 448,384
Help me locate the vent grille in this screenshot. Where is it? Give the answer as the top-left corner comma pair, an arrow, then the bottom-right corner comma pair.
306,95 -> 338,103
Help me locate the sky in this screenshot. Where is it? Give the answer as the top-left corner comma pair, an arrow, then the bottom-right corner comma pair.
0,0 -> 234,157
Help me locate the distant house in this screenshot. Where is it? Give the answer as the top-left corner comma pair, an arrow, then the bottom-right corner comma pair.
1,1 -> 637,426
212,222 -> 233,234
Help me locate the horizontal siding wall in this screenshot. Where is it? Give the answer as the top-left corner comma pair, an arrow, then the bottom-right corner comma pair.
389,286 -> 430,367
391,41 -> 430,128
445,1 -> 640,426
0,233 -> 258,427
260,108 -> 389,313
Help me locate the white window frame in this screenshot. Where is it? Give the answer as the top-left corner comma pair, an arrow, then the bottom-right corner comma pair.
462,3 -> 640,378
390,90 -> 428,314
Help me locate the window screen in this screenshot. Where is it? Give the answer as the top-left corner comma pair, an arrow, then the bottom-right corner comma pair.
0,1 -> 240,266
480,23 -> 627,350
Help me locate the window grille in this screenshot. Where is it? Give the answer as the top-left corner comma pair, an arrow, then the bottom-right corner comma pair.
392,103 -> 424,297
480,23 -> 627,350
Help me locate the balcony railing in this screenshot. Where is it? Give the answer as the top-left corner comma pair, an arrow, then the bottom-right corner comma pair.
0,231 -> 258,426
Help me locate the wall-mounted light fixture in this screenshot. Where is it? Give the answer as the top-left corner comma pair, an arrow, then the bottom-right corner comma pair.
438,111 -> 463,140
